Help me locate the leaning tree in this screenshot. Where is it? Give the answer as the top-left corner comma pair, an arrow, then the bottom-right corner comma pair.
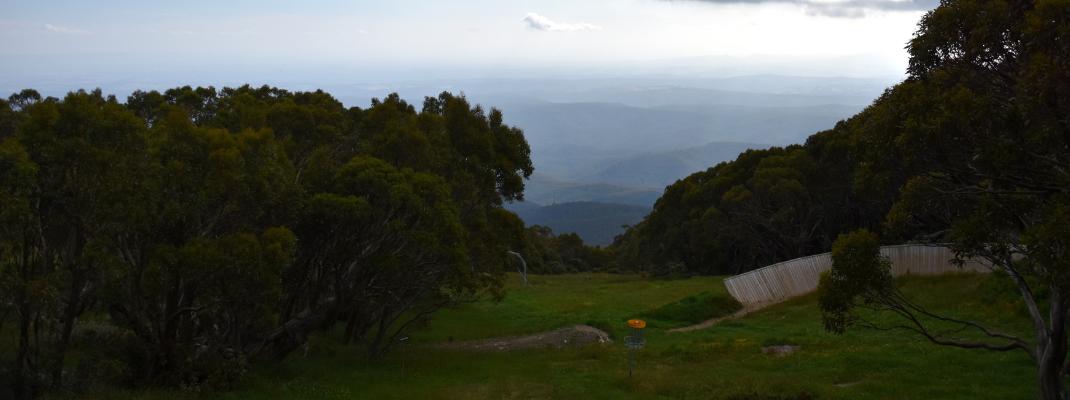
821,0 -> 1070,398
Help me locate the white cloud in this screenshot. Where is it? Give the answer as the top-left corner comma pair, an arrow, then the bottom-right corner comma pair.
44,23 -> 90,35
665,0 -> 938,18
522,12 -> 601,32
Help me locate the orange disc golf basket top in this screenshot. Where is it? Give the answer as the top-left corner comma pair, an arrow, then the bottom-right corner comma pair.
625,319 -> 646,378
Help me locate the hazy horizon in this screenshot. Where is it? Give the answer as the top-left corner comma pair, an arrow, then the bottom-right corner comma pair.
2,0 -> 932,103
1,0 -> 937,245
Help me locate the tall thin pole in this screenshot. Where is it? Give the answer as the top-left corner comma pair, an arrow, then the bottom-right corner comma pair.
507,251 -> 527,286
628,348 -> 635,378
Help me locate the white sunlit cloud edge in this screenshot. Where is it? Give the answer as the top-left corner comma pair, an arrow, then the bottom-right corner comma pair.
662,0 -> 938,18
44,23 -> 91,35
522,12 -> 602,32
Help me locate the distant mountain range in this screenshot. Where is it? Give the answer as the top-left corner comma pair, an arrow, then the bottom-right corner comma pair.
520,141 -> 767,202
3,72 -> 894,250
509,142 -> 764,245
501,101 -> 857,156
586,141 -> 767,189
519,174 -> 662,207
507,201 -> 650,247
326,74 -> 895,111
326,75 -> 889,246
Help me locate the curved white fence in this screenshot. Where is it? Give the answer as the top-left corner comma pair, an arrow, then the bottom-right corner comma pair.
723,245 -> 990,306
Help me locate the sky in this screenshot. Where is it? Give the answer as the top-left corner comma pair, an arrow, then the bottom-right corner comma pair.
0,0 -> 934,95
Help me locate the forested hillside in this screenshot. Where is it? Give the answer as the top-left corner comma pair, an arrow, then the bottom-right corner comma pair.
613,0 -> 1070,280
611,113 -> 893,275
0,87 -> 545,397
586,141 -> 767,189
2,0 -> 1068,397
514,174 -> 661,206
511,201 -> 649,246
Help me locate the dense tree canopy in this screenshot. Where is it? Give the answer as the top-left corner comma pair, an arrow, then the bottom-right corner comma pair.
819,0 -> 1070,398
614,0 -> 1068,278
0,86 -> 533,398
615,121 -> 891,275
619,0 -> 1069,395
518,225 -> 613,274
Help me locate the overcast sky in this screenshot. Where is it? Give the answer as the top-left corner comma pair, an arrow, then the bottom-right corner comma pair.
0,0 -> 934,93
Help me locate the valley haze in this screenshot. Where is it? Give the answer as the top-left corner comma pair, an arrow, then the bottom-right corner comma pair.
0,65 -> 895,244
12,0 -> 1062,399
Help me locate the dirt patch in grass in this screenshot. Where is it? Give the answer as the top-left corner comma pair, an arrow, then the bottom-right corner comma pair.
667,306 -> 755,333
437,325 -> 611,351
760,345 -> 800,357
639,291 -> 743,329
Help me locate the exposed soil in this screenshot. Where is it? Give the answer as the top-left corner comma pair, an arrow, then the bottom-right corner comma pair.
666,305 -> 759,333
761,345 -> 801,356
438,324 -> 612,351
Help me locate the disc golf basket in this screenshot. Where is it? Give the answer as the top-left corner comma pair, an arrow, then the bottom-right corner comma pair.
625,319 -> 646,378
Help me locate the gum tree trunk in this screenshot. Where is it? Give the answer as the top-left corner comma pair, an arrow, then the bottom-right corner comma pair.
1037,298 -> 1067,400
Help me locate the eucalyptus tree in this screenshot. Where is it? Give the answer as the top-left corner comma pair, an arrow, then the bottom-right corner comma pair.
821,0 -> 1070,398
631,143 -> 856,275
0,90 -> 148,397
100,104 -> 300,384
0,129 -> 38,399
266,92 -> 534,359
0,85 -> 535,394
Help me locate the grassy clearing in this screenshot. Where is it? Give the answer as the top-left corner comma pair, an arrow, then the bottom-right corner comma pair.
411,273 -> 728,341
53,273 -> 1040,399
639,290 -> 743,329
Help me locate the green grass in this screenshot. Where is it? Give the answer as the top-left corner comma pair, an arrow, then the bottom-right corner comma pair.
52,272 -> 1042,400
639,290 -> 743,328
411,273 -> 728,341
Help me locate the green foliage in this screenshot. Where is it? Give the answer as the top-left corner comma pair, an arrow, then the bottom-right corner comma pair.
639,290 -> 742,328
511,201 -> 649,246
0,85 -> 534,395
51,274 -> 1037,400
610,1 -> 1070,396
815,1 -> 1070,397
619,133 -> 884,275
818,230 -> 893,334
412,273 -> 727,343
519,225 -> 612,274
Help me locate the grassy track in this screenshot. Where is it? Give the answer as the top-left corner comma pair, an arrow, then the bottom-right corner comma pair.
58,273 -> 1039,399
413,273 -> 730,342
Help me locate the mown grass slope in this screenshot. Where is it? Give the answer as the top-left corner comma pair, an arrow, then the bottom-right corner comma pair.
60,273 -> 1038,400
